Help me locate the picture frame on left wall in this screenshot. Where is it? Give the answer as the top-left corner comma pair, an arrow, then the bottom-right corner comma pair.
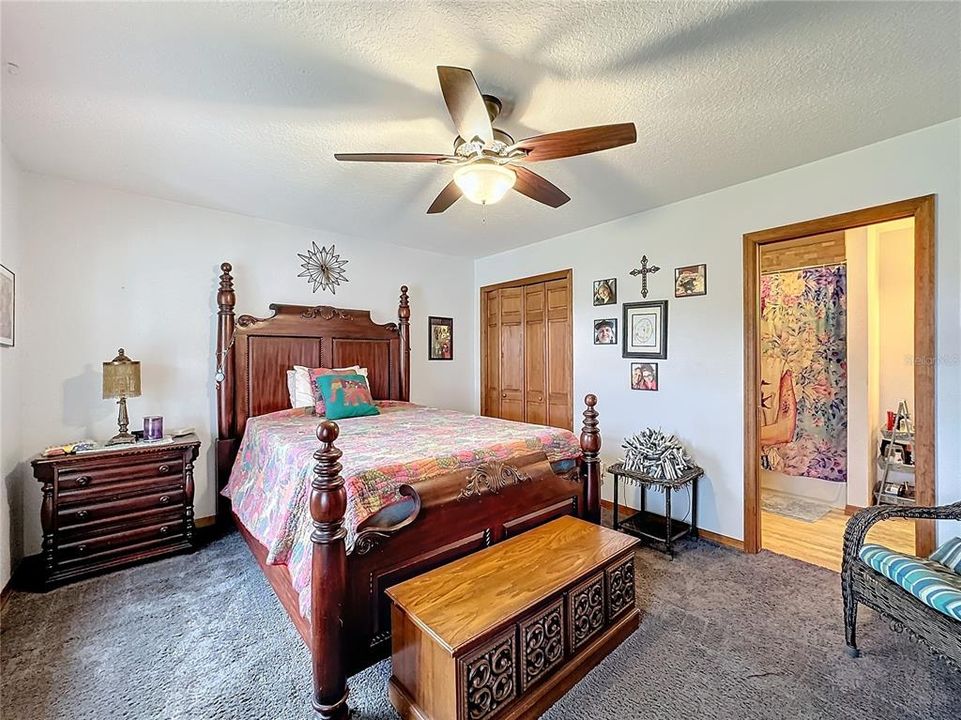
0,264 -> 14,347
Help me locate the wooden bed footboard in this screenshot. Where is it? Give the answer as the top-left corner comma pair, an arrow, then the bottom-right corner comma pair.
308,399 -> 601,720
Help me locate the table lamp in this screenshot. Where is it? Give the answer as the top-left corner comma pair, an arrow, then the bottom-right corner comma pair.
103,348 -> 141,445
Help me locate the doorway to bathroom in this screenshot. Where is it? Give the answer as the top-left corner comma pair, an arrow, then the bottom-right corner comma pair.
742,197 -> 936,570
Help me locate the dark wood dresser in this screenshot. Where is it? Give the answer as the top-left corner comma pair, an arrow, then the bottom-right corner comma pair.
30,435 -> 200,587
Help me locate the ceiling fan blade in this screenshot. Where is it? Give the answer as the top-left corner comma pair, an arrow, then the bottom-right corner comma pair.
512,166 -> 571,208
334,153 -> 455,163
426,180 -> 462,214
437,66 -> 494,145
511,123 -> 637,162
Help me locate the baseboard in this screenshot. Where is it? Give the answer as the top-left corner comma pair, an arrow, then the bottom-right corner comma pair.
844,504 -> 864,517
600,499 -> 745,551
696,528 -> 745,551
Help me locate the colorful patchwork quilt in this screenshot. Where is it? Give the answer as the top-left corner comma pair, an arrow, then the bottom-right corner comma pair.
222,402 -> 581,618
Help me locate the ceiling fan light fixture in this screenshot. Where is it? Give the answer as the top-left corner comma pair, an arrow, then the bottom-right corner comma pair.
453,161 -> 516,206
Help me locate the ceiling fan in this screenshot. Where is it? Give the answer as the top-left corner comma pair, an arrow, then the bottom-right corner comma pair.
334,66 -> 637,214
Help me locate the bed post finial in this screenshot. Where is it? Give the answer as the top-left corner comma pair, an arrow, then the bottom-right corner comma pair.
310,420 -> 350,720
580,394 -> 602,524
216,262 -> 237,522
398,285 -> 411,402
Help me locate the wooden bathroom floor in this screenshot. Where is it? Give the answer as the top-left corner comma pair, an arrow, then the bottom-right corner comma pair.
762,508 -> 916,573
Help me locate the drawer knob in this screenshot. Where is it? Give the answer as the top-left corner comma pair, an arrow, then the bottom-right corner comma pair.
76,476 -> 91,487
160,526 -> 169,535
158,464 -> 170,474
75,510 -> 89,520
159,495 -> 171,505
78,544 -> 87,554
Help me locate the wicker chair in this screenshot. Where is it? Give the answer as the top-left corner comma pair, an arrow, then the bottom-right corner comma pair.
841,501 -> 961,670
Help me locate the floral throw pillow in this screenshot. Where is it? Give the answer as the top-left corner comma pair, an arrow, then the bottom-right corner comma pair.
314,373 -> 380,420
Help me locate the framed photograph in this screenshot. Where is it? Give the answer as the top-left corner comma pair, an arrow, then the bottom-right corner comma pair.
631,362 -> 658,391
0,264 -> 13,347
674,264 -> 707,297
622,300 -> 668,359
428,316 -> 453,360
593,278 -> 617,306
593,318 -> 617,345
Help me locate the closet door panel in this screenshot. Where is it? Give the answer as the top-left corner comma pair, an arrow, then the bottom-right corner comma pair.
524,283 -> 548,425
499,287 -> 525,422
546,278 -> 573,430
483,290 -> 501,418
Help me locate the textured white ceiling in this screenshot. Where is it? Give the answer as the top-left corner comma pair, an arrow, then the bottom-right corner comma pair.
2,1 -> 959,257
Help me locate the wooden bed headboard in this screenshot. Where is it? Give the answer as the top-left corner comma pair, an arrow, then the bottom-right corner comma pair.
214,262 -> 410,500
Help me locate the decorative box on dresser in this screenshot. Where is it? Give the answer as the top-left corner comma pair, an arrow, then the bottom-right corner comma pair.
30,435 -> 200,587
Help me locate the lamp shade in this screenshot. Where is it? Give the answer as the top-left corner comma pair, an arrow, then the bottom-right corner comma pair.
102,348 -> 142,399
453,161 -> 516,205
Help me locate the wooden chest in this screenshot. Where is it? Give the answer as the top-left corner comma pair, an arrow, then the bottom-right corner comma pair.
386,516 -> 640,720
31,436 -> 200,587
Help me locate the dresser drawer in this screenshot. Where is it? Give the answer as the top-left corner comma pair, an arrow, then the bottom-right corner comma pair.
58,455 -> 183,493
58,506 -> 185,544
57,457 -> 183,506
58,489 -> 185,528
56,519 -> 186,564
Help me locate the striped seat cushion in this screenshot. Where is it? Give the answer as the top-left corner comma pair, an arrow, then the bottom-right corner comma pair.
929,537 -> 961,574
860,544 -> 961,622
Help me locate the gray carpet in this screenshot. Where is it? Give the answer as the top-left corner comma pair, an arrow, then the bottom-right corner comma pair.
2,532 -> 959,720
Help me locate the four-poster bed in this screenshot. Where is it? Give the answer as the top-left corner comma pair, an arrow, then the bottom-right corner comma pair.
214,263 -> 602,719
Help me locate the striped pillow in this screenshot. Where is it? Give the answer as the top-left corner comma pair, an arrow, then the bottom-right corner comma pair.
930,537 -> 961,575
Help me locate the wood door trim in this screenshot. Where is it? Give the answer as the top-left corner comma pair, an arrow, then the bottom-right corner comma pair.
480,270 -> 573,426
743,195 -> 936,555
480,269 -> 572,294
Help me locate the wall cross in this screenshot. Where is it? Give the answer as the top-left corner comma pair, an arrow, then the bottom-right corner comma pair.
629,255 -> 660,298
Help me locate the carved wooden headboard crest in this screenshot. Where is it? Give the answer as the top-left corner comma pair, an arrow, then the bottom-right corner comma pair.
214,262 -> 410,498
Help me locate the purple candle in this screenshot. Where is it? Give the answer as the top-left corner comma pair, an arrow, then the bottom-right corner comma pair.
143,416 -> 164,441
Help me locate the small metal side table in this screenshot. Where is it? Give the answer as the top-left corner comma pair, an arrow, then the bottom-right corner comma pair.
607,462 -> 703,558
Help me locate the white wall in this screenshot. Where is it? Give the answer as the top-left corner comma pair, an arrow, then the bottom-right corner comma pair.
877,224 -> 916,419
474,119 -> 961,544
1,145 -> 25,586
846,221 -> 916,509
16,174 -> 476,555
846,226 -> 877,509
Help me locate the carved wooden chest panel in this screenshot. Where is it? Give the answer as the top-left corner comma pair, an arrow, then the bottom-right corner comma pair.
386,517 -> 640,720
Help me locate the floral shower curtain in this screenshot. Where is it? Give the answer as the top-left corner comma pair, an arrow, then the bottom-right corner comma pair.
759,265 -> 847,482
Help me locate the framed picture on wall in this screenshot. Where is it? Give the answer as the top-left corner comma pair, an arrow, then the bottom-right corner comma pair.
428,316 -> 453,360
674,264 -> 707,297
593,278 -> 617,306
622,300 -> 667,359
593,318 -> 617,345
0,264 -> 14,347
631,362 -> 658,391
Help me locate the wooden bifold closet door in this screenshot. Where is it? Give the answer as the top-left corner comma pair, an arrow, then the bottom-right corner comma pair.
481,270 -> 573,431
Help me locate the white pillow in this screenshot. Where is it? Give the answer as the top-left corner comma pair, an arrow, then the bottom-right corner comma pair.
288,365 -> 369,409
287,370 -> 315,409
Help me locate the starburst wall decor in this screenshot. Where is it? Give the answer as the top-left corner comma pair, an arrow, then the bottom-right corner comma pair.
298,242 -> 349,294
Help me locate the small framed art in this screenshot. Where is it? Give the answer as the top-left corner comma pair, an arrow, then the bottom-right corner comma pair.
593,318 -> 617,345
674,264 -> 707,297
631,362 -> 658,391
428,316 -> 453,360
623,300 -> 667,359
593,278 -> 616,306
0,264 -> 13,347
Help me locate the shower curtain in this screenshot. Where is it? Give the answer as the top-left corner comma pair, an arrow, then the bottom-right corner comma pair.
759,265 -> 847,482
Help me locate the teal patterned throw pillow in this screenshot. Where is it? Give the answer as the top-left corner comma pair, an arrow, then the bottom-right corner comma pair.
930,537 -> 961,575
314,373 -> 380,421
